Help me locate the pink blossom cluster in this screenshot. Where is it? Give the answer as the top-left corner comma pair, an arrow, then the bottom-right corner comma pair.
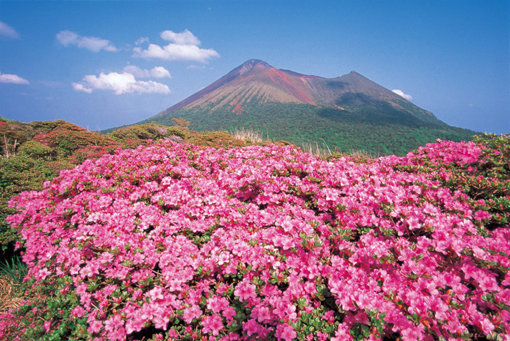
403,139 -> 483,166
4,140 -> 510,340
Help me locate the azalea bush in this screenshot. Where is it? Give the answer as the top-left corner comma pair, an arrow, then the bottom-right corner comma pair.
394,135 -> 510,228
1,136 -> 509,340
0,117 -> 261,256
32,121 -> 118,158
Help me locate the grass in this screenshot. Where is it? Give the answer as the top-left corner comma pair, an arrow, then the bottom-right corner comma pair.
0,256 -> 27,293
230,127 -> 265,143
0,256 -> 27,314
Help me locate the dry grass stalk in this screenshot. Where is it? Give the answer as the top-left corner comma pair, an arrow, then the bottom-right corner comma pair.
231,128 -> 265,143
0,276 -> 24,314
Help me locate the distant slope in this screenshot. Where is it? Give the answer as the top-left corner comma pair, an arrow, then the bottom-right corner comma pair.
146,59 -> 476,155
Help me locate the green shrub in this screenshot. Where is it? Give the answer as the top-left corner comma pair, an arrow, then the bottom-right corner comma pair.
0,256 -> 27,293
43,160 -> 77,176
18,140 -> 54,160
111,123 -> 177,142
187,130 -> 248,148
0,154 -> 55,252
166,126 -> 188,139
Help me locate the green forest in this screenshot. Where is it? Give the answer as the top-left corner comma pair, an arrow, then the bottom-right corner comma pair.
147,101 -> 475,156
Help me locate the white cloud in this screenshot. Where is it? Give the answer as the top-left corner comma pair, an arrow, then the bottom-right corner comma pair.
0,73 -> 29,84
56,30 -> 78,45
72,82 -> 92,93
135,37 -> 150,45
133,29 -> 219,63
0,21 -> 19,39
392,89 -> 413,101
56,30 -> 117,52
123,65 -> 171,79
134,43 -> 219,63
72,71 -> 170,95
161,29 -> 200,45
123,65 -> 150,78
150,66 -> 172,78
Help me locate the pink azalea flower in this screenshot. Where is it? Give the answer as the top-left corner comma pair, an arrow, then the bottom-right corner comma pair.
71,306 -> 86,318
234,280 -> 257,302
87,320 -> 102,334
207,295 -> 229,314
276,324 -> 297,341
43,319 -> 52,332
183,305 -> 202,324
202,315 -> 224,336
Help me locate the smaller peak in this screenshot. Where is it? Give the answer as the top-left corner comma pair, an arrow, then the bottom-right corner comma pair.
340,70 -> 368,80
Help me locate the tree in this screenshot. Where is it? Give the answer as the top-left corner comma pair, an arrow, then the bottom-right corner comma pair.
0,122 -> 20,158
171,117 -> 191,129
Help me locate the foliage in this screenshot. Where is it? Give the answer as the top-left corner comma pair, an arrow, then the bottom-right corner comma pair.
474,133 -> 510,179
111,123 -> 174,142
0,256 -> 27,290
0,255 -> 27,313
0,154 -> 55,252
165,126 -> 189,139
2,138 -> 509,340
18,140 -> 54,160
32,121 -> 117,158
0,121 -> 24,158
70,145 -> 121,164
172,117 -> 191,129
43,160 -> 80,176
186,130 -> 250,148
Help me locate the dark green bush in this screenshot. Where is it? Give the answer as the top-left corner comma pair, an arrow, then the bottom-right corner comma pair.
18,140 -> 54,160
0,154 -> 55,252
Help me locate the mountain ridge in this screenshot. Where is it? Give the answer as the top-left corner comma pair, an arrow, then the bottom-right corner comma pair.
157,59 -> 436,122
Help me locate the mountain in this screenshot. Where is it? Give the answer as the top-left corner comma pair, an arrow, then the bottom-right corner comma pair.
146,59 -> 475,155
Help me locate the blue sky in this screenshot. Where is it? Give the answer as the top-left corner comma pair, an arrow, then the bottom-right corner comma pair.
0,0 -> 508,133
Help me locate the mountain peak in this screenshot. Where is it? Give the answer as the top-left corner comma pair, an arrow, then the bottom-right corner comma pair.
241,59 -> 271,68
156,59 -> 440,126
237,59 -> 272,75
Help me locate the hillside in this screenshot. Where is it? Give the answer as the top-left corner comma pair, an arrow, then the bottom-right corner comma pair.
145,59 -> 476,155
0,118 -> 264,259
0,118 -> 126,258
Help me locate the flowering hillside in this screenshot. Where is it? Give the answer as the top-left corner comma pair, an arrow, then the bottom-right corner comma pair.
1,135 -> 509,340
0,118 -> 259,256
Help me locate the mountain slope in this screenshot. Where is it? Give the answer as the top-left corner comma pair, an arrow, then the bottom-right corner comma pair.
147,59 -> 475,155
